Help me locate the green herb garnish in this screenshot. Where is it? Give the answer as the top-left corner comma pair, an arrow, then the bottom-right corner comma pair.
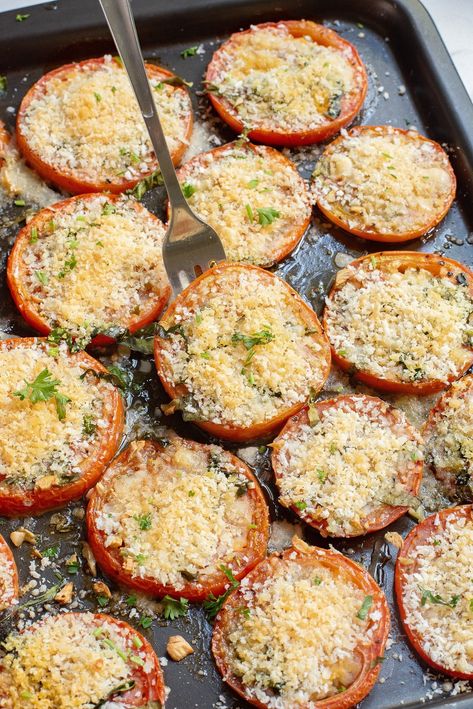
357,595 -> 373,620
257,207 -> 279,226
161,595 -> 189,620
181,46 -> 198,58
13,368 -> 70,421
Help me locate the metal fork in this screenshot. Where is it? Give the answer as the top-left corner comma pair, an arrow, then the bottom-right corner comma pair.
99,0 -> 226,296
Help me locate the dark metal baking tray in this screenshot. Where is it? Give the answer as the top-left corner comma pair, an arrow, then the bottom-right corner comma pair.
0,0 -> 472,707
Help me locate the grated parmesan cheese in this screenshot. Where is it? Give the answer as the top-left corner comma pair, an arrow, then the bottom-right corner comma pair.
221,553 -> 381,706
209,24 -> 360,133
157,266 -> 329,428
424,375 -> 473,501
274,396 -> 421,536
0,612 -> 153,708
313,127 -> 455,236
176,142 -> 311,265
0,340 -> 115,491
93,438 -> 262,590
400,510 -> 473,674
18,55 -> 192,187
13,194 -> 168,339
324,261 -> 473,385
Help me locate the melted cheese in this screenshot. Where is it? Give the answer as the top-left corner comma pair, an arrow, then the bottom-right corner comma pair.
94,439 -> 257,590
20,55 -> 192,184
0,613 -> 149,709
210,24 -> 358,132
224,553 -> 377,706
0,537 -> 16,612
19,194 -> 168,338
159,267 -> 328,428
275,396 -> 421,535
313,127 -> 454,235
0,341 -> 114,491
401,512 -> 473,674
177,143 -> 311,265
325,264 -> 473,384
425,376 -> 473,500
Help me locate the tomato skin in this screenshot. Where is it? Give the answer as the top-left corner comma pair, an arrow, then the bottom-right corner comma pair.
154,262 -> 331,442
212,541 -> 390,709
172,141 -> 311,267
314,126 -> 456,243
323,251 -> 473,395
395,505 -> 473,680
87,437 -> 270,601
0,337 -> 124,517
0,612 -> 165,706
7,193 -> 171,348
16,57 -> 193,194
272,395 -> 423,537
205,20 -> 367,147
0,534 -> 19,611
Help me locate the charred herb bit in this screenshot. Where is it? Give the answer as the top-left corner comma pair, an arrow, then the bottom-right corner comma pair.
457,471 -> 471,487
420,589 -> 460,608
156,322 -> 186,340
326,86 -> 343,119
82,414 -> 97,436
235,126 -> 251,148
181,569 -> 198,582
161,595 -> 189,620
80,365 -> 129,391
181,45 -> 199,58
357,595 -> 373,620
155,75 -> 193,89
456,272 -> 468,286
203,565 -> 240,619
204,81 -> 223,96
13,368 -> 70,421
94,680 -> 136,708
128,169 -> 164,200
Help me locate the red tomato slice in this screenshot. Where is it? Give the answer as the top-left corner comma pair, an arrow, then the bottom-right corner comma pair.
16,57 -> 193,194
422,374 -> 473,500
313,126 -> 456,242
395,505 -> 473,680
205,20 -> 367,146
0,534 -> 19,612
87,437 -> 269,601
7,193 -> 171,348
0,612 -> 165,707
154,263 -> 331,442
323,251 -> 473,394
0,337 -> 124,517
271,395 -> 423,537
172,141 -> 311,266
212,538 -> 390,708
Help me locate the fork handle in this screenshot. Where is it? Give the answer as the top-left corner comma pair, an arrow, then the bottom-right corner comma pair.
99,0 -> 189,210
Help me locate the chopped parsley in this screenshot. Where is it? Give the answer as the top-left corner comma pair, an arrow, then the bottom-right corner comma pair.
42,545 -> 59,558
16,13 -> 29,21
420,589 -> 460,608
13,368 -> 70,421
0,76 -> 6,92
35,270 -> 48,285
245,203 -> 254,222
182,182 -> 196,198
135,512 -> 152,531
357,595 -> 373,620
139,615 -> 153,629
257,207 -> 280,226
102,202 -> 117,216
94,92 -> 102,103
294,500 -> 307,511
66,560 -> 80,574
181,46 -> 198,58
96,594 -> 109,607
247,179 -> 259,189
126,594 -> 137,607
203,565 -> 240,619
82,414 -> 96,436
161,595 -> 189,620
30,226 -> 38,243
14,199 -> 26,206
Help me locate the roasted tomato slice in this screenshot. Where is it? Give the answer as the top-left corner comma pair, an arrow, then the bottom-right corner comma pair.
312,126 -> 456,242
205,20 -> 367,146
272,394 -> 423,537
7,193 -> 171,348
0,612 -> 165,707
87,436 -> 269,601
212,537 -> 390,708
154,263 -> 331,442
0,534 -> 19,612
172,141 -> 311,266
422,374 -> 473,502
16,56 -> 193,194
323,251 -> 473,394
0,337 -> 124,516
395,505 -> 473,680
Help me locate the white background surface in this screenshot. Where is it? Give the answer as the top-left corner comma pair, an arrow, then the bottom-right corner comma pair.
1,0 -> 473,99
